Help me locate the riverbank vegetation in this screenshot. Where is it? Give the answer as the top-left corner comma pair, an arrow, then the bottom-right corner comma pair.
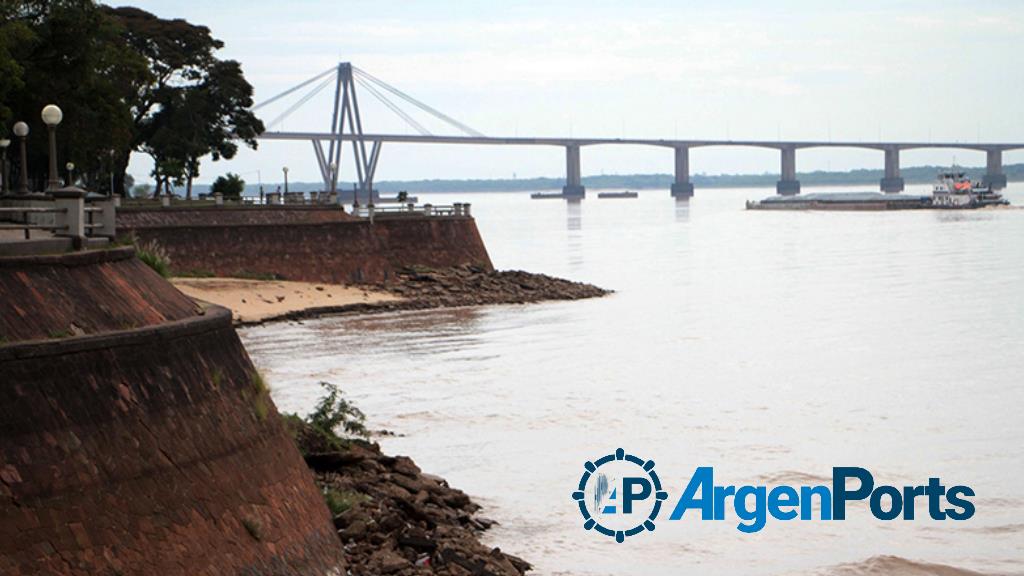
284,383 -> 532,576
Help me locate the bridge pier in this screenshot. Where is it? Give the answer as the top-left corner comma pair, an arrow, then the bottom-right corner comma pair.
880,147 -> 905,193
984,149 -> 1007,190
671,146 -> 694,198
776,146 -> 800,195
562,144 -> 585,198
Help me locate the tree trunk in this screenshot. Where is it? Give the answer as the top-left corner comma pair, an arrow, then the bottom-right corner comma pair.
113,150 -> 132,197
186,174 -> 193,200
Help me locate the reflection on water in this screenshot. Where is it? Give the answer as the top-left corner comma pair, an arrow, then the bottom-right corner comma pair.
242,184 -> 1024,576
566,198 -> 583,231
674,197 -> 691,223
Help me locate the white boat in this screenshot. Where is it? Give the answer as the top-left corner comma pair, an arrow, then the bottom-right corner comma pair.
930,170 -> 1008,208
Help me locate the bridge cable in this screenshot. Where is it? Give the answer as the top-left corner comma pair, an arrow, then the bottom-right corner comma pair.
265,74 -> 335,129
253,65 -> 337,111
352,66 -> 485,137
354,77 -> 432,136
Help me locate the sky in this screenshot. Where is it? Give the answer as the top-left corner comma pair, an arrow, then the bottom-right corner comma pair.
124,0 -> 1024,186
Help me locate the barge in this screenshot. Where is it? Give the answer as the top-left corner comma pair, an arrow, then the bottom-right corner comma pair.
597,191 -> 638,199
748,171 -> 1009,211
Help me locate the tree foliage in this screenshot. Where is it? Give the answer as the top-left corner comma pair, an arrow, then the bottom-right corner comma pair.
210,172 -> 245,199
1,1 -> 263,195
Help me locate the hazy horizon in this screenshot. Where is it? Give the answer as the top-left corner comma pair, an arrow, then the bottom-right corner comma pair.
124,0 -> 1024,186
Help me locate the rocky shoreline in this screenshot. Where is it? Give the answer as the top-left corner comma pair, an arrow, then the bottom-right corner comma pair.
242,265 -> 610,325
289,421 -> 531,576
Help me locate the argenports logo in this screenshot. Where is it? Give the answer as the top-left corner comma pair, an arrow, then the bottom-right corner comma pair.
571,448 -> 669,542
572,449 -> 976,541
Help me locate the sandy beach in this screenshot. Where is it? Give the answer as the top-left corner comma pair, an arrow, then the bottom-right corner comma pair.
172,277 -> 402,323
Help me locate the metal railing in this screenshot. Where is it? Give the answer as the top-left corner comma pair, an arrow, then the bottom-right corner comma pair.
351,202 -> 472,222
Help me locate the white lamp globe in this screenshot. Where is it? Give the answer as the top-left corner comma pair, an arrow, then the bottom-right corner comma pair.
41,104 -> 63,127
13,122 -> 29,137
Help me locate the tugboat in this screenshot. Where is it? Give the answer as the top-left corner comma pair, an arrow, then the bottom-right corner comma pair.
929,170 -> 1008,208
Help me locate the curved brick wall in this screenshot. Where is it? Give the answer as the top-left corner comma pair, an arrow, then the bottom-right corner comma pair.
0,248 -> 199,342
119,215 -> 493,284
0,253 -> 345,575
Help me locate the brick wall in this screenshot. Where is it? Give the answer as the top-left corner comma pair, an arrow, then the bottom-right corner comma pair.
117,206 -> 356,228
0,248 -> 199,342
119,216 -> 494,284
0,252 -> 345,575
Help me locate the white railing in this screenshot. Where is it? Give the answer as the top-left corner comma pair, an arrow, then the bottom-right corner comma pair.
351,202 -> 472,222
0,190 -> 116,241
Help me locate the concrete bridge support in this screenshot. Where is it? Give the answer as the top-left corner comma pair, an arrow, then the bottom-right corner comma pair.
880,147 -> 905,193
562,144 -> 585,198
671,146 -> 694,198
984,149 -> 1007,190
776,146 -> 800,195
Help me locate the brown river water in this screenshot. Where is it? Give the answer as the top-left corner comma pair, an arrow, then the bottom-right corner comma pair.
241,184 -> 1024,575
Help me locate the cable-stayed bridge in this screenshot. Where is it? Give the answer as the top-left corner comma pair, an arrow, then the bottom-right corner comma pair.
255,62 -> 1024,199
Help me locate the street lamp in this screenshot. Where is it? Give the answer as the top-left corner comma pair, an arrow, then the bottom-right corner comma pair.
41,104 -> 63,192
282,166 -> 289,195
13,121 -> 29,195
65,162 -> 75,186
108,149 -> 116,197
0,138 -> 9,195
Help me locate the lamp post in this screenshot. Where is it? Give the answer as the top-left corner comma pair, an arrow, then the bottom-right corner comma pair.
108,149 -> 115,197
282,166 -> 289,195
41,104 -> 63,192
65,162 -> 75,186
0,138 -> 9,195
329,162 -> 337,194
13,121 -> 29,195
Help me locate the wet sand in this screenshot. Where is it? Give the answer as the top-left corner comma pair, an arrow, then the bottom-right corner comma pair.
172,277 -> 401,323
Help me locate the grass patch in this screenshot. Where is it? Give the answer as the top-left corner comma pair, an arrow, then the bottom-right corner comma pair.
250,371 -> 271,421
175,269 -> 216,278
232,271 -> 281,281
323,488 -> 367,516
48,329 -> 72,339
135,239 -> 172,278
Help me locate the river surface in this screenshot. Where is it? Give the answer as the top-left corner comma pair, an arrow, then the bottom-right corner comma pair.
241,184 -> 1024,576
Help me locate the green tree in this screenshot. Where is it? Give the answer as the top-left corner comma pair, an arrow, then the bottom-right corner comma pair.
0,5 -> 33,129
104,6 -> 263,197
3,1 -> 148,192
210,172 -> 245,199
3,2 -> 262,195
143,60 -> 263,199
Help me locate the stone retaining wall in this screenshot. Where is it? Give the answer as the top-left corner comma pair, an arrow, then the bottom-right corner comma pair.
0,250 -> 345,575
119,216 -> 493,284
0,248 -> 198,342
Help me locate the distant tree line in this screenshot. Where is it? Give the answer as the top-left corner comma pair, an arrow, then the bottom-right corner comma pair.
212,163 -> 1021,196
0,1 -> 263,198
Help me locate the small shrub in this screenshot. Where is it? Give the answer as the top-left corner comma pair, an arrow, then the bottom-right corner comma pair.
281,382 -> 369,455
308,381 -> 368,440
